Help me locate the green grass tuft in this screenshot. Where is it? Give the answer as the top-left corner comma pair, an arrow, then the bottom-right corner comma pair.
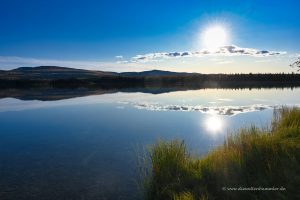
144,107 -> 300,200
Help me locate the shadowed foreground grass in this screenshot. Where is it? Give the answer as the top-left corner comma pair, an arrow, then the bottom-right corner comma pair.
143,107 -> 300,200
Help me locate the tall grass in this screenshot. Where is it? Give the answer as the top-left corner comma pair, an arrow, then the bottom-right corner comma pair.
143,107 -> 300,200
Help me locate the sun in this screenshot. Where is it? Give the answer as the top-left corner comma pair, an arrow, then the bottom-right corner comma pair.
202,26 -> 227,49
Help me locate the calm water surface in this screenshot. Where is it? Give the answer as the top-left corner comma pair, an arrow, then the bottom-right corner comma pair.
0,88 -> 299,199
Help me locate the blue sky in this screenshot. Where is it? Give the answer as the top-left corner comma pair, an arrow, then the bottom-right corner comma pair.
0,0 -> 300,72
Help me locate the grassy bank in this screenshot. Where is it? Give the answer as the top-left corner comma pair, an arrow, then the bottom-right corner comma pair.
143,107 -> 300,200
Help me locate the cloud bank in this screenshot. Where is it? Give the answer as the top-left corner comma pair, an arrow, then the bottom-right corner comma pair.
131,45 -> 286,63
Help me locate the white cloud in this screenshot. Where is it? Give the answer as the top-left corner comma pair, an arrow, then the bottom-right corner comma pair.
288,53 -> 300,58
130,45 -> 287,63
217,60 -> 234,65
255,59 -> 273,63
116,60 -> 129,64
115,55 -> 123,59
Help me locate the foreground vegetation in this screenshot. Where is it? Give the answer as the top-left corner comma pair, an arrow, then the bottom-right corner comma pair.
143,107 -> 300,200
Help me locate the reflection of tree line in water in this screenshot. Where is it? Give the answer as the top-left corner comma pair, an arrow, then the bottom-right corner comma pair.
1,73 -> 300,101
1,87 -> 300,102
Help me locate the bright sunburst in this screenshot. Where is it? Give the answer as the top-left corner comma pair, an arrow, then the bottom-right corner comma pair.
205,115 -> 223,134
202,26 -> 228,49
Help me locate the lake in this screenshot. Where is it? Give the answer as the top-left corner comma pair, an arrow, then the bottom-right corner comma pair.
0,88 -> 299,200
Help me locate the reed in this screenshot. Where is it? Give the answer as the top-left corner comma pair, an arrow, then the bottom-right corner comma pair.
144,107 -> 300,200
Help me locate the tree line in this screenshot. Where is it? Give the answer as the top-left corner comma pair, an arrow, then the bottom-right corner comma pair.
0,73 -> 300,89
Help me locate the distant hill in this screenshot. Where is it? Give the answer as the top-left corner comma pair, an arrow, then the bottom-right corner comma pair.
0,66 -> 189,80
2,66 -> 116,80
120,70 -> 193,77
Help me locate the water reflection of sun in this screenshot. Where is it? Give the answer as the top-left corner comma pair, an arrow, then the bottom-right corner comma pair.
205,115 -> 223,134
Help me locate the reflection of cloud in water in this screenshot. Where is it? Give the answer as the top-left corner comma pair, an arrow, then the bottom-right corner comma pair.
217,98 -> 234,102
208,101 -> 220,104
253,98 -> 268,102
121,101 -> 277,116
0,93 -> 145,112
